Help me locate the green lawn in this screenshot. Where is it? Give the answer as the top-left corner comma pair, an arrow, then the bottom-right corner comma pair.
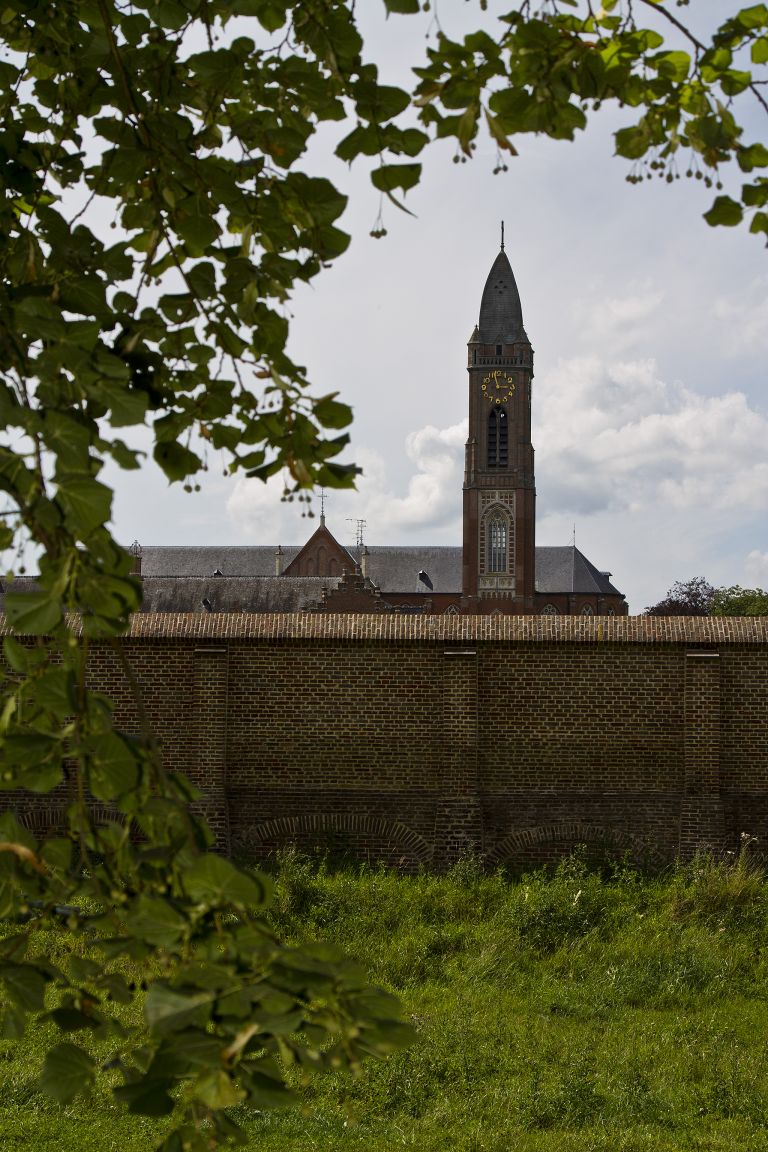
4,852 -> 768,1151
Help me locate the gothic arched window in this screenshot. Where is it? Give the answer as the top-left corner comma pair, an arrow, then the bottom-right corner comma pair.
487,516 -> 507,573
487,408 -> 508,468
580,604 -> 594,616
541,604 -> 559,615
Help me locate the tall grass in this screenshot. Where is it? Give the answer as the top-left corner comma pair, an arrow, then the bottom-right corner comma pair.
3,849 -> 768,1151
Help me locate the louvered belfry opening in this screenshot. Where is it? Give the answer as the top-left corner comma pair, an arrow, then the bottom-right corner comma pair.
487,516 -> 508,573
488,407 -> 508,468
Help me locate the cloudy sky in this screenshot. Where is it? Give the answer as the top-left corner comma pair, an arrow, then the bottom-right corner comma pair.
108,1 -> 768,613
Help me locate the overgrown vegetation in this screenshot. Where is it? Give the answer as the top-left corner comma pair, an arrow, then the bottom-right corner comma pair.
3,850 -> 768,1151
2,1 -> 768,1142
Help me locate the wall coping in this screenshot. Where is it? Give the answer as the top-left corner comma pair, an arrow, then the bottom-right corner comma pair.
2,613 -> 764,644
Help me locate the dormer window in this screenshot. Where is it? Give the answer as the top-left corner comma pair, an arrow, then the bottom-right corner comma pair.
496,344 -> 502,356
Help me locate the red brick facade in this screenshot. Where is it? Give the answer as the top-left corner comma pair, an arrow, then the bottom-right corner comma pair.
5,614 -> 766,870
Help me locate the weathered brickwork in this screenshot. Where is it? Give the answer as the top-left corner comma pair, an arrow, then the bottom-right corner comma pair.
3,614 -> 767,870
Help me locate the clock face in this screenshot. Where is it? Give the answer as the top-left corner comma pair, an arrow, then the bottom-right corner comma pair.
481,369 -> 516,404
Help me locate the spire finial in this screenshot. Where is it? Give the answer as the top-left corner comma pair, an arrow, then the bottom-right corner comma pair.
500,220 -> 505,252
319,488 -> 327,526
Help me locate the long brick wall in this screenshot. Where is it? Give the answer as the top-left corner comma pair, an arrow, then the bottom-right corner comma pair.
3,614 -> 767,870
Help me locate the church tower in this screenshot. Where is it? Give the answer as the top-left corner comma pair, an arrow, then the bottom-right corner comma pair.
462,235 -> 536,610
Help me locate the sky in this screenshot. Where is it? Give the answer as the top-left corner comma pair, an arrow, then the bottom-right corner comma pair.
107,1 -> 768,614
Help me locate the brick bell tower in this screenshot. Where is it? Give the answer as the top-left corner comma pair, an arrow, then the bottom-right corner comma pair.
462,230 -> 536,611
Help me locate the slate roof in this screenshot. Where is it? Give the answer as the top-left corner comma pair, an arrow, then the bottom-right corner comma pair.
139,576 -> 337,614
134,544 -> 623,599
140,546 -> 300,578
365,546 -> 462,593
535,546 -> 623,596
0,546 -> 624,615
475,249 -> 529,345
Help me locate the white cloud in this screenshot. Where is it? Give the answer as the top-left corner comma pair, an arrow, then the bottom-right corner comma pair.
745,550 -> 768,588
226,421 -> 466,544
712,275 -> 768,354
571,281 -> 665,355
535,356 -> 768,519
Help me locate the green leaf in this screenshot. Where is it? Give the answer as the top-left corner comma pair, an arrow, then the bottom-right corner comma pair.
230,0 -> 288,31
738,143 -> 768,172
355,84 -> 410,124
68,956 -> 102,984
383,0 -> 419,11
98,381 -> 148,427
614,125 -> 649,160
738,4 -> 768,30
314,394 -> 353,430
371,163 -> 421,194
193,1069 -> 246,1110
153,441 -> 202,482
1,733 -> 59,770
48,1007 -> 102,1032
149,1030 -> 222,1076
87,732 -> 140,800
4,591 -> 62,636
158,1126 -> 208,1152
126,896 -> 188,949
176,206 -> 221,255
145,985 -> 212,1035
39,1042 -> 96,1104
752,35 -> 768,64
0,1003 -> 27,1039
742,179 -> 768,207
183,855 -> 271,909
703,195 -> 744,227
1,963 -> 47,1011
33,667 -> 76,713
113,1078 -> 176,1116
3,636 -> 30,673
241,1065 -> 298,1109
0,811 -> 36,851
650,50 -> 690,81
40,838 -> 72,872
57,476 -> 113,538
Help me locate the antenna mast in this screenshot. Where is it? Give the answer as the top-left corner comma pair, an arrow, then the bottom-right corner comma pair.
346,518 -> 366,550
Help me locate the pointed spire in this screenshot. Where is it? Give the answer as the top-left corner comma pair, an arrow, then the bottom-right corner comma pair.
477,243 -> 528,345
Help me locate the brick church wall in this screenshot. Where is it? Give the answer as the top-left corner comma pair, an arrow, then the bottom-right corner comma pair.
3,614 -> 767,870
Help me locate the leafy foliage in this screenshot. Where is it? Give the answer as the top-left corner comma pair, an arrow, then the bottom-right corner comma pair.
0,0 -> 766,1146
644,576 -> 716,615
711,584 -> 768,615
645,578 -> 768,615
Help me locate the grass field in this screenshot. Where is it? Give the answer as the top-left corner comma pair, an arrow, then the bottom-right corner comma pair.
3,850 -> 768,1151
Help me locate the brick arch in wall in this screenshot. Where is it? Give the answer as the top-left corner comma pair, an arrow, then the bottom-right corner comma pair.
17,804 -> 66,835
486,821 -> 663,868
233,813 -> 433,867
